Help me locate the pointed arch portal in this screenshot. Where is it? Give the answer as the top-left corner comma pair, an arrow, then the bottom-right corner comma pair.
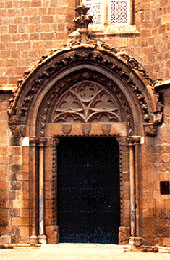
8,44 -> 162,244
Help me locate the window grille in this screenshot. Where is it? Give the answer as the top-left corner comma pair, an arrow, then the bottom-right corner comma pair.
108,0 -> 130,24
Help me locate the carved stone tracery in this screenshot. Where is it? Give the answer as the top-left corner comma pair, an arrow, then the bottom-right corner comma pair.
37,69 -> 134,137
53,81 -> 121,124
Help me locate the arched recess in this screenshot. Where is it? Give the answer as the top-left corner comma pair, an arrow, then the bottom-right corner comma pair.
9,44 -> 162,138
8,44 -> 163,244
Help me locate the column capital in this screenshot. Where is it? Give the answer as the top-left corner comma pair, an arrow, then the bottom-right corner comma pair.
30,137 -> 48,147
39,137 -> 47,146
127,136 -> 140,146
29,137 -> 39,146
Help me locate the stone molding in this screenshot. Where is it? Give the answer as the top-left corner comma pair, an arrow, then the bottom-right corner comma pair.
46,122 -> 128,138
8,43 -> 163,137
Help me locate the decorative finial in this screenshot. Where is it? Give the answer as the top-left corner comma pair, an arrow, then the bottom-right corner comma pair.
74,4 -> 93,30
67,2 -> 93,46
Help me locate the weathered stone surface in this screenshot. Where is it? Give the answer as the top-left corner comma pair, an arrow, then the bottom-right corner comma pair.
119,227 -> 130,245
0,0 -> 170,247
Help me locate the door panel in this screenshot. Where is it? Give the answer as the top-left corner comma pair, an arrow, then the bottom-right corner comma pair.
57,137 -> 120,243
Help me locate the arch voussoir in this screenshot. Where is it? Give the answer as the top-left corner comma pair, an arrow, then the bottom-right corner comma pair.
8,44 -> 163,138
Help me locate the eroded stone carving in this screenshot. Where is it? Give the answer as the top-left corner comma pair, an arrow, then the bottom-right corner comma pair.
37,71 -> 134,137
143,124 -> 158,137
101,123 -> 112,135
53,81 -> 121,124
82,123 -> 91,135
62,124 -> 72,135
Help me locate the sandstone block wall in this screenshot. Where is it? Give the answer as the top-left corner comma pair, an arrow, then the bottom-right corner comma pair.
136,87 -> 170,246
0,0 -> 170,88
0,94 -> 32,243
0,0 -> 75,88
0,94 -> 11,242
103,0 -> 170,81
0,0 -> 170,246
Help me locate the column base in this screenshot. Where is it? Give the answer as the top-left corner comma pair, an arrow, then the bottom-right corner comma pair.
38,234 -> 47,244
129,236 -> 143,247
30,235 -> 38,245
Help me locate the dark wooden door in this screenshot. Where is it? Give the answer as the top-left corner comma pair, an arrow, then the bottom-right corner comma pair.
57,137 -> 120,243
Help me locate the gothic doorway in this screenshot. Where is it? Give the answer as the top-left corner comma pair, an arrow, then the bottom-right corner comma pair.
8,44 -> 162,245
57,137 -> 120,244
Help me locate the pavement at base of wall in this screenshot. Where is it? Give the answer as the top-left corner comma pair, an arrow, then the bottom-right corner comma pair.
0,244 -> 170,260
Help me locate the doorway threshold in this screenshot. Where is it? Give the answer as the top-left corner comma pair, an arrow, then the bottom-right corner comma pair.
40,243 -> 131,252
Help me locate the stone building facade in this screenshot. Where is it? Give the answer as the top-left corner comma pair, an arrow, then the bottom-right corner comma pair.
0,0 -> 170,247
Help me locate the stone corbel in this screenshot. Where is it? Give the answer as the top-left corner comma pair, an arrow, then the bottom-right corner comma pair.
143,123 -> 158,137
144,110 -> 163,137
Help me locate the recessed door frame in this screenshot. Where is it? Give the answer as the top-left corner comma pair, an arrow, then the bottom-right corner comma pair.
30,122 -> 141,244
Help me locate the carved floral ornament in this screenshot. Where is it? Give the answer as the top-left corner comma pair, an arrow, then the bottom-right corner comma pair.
8,44 -> 163,137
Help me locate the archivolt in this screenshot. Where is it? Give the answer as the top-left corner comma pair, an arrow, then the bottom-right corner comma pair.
8,43 -> 162,137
